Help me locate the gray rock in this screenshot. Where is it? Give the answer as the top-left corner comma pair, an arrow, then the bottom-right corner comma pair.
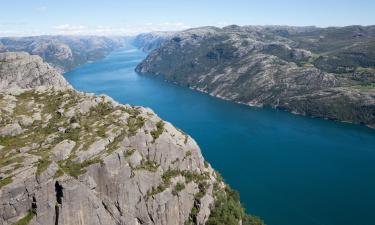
0,122 -> 23,136
50,140 -> 76,161
0,52 -> 71,90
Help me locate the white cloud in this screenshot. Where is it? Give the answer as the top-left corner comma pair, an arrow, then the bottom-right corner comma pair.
52,24 -> 89,35
0,22 -> 191,37
50,22 -> 190,36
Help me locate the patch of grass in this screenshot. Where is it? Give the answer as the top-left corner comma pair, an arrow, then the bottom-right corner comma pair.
36,158 -> 52,176
147,184 -> 167,196
106,131 -> 126,155
355,67 -> 375,74
96,126 -> 107,138
162,169 -> 181,184
0,176 -> 13,189
93,102 -> 113,116
63,128 -> 81,142
0,156 -> 24,169
172,182 -> 185,195
53,168 -> 64,178
150,120 -> 165,142
135,159 -> 159,172
352,83 -> 375,91
181,170 -> 209,184
13,210 -> 35,225
123,148 -> 136,159
59,158 -> 103,178
127,116 -> 145,136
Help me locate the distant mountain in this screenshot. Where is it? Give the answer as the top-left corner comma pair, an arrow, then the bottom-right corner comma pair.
132,32 -> 175,52
136,25 -> 375,128
0,36 -> 124,72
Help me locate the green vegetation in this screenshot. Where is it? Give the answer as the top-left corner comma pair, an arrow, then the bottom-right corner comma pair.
54,168 -> 64,178
172,182 -> 185,195
0,156 -> 24,169
147,185 -> 167,196
123,148 -> 136,159
135,159 -> 159,172
355,67 -> 375,74
12,210 -> 35,225
352,83 -> 375,91
127,115 -> 145,136
96,127 -> 107,138
0,177 -> 13,189
59,158 -> 103,178
93,102 -> 112,116
150,120 -> 165,142
36,158 -> 52,176
201,171 -> 264,225
162,169 -> 181,184
207,186 -> 265,225
62,128 -> 81,142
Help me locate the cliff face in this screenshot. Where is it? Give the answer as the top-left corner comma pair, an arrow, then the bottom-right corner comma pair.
0,51 -> 263,225
0,36 -> 124,72
0,52 -> 70,90
132,32 -> 175,52
136,25 -> 375,128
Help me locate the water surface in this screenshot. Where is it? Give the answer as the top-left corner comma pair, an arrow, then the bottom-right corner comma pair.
65,45 -> 375,225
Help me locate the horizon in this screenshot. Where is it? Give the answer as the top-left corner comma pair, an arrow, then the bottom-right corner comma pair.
1,24 -> 375,38
1,0 -> 374,37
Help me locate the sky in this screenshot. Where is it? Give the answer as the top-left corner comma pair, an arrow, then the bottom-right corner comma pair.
0,0 -> 374,36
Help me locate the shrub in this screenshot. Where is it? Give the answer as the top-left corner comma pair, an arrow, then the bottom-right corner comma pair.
172,182 -> 185,195
135,159 -> 159,172
150,120 -> 164,142
36,158 -> 52,176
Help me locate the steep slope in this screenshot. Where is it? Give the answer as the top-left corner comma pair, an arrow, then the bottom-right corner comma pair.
136,25 -> 375,128
132,32 -> 175,52
0,36 -> 123,72
0,52 -> 70,90
0,53 -> 263,225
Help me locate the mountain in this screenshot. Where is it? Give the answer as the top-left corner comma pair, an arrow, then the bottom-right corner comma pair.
0,36 -> 124,72
0,52 -> 263,225
132,32 -> 176,52
136,25 -> 375,128
0,52 -> 70,90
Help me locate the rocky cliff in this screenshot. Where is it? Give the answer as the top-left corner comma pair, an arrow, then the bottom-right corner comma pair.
136,25 -> 375,128
0,36 -> 124,72
0,52 -> 70,90
132,32 -> 175,52
0,53 -> 263,225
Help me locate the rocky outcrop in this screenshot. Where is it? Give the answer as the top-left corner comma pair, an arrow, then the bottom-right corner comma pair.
136,25 -> 375,128
0,52 -> 70,90
0,45 -> 263,225
0,36 -> 124,72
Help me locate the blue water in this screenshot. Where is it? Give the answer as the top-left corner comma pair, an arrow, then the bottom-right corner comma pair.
64,46 -> 375,225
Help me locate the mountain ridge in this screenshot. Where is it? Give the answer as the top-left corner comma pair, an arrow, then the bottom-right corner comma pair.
136,25 -> 375,128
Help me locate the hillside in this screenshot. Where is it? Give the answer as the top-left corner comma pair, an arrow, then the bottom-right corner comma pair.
0,36 -> 123,72
0,52 -> 263,225
136,25 -> 375,127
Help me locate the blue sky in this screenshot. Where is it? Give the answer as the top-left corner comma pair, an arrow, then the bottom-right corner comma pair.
1,0 -> 374,36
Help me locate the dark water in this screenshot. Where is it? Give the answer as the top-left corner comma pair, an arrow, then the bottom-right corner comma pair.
64,46 -> 375,225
